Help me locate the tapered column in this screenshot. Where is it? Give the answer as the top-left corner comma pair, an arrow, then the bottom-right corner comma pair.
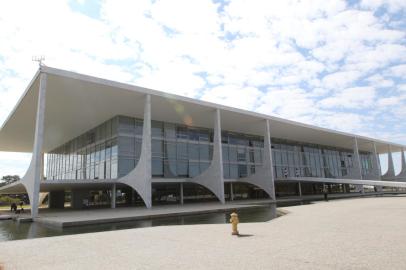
387,145 -> 395,177
190,109 -> 225,203
382,145 -> 396,180
352,137 -> 364,193
391,148 -> 406,181
399,148 -> 406,179
22,71 -> 47,218
239,120 -> 276,200
119,94 -> 152,208
111,184 -> 116,209
372,143 -> 382,178
262,119 -> 276,200
372,143 -> 383,192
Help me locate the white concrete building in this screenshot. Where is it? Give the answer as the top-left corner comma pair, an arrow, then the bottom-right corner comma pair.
1,66 -> 406,218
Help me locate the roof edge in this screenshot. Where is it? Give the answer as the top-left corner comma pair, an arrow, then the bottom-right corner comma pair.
0,68 -> 41,131
41,66 -> 406,150
1,65 -> 404,151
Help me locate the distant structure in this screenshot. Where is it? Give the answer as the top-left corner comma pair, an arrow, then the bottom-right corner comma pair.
32,56 -> 45,67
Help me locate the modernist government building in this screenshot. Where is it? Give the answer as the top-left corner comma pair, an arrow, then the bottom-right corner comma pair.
0,66 -> 406,218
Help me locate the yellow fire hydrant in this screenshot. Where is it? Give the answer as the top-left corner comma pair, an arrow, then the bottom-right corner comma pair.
230,212 -> 239,235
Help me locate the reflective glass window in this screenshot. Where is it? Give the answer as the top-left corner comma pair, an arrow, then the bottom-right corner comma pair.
238,164 -> 247,177
188,143 -> 199,160
177,142 -> 188,160
177,160 -> 188,176
152,121 -> 163,138
152,158 -> 163,176
189,129 -> 199,141
134,119 -> 143,135
199,161 -> 210,173
230,164 -> 238,178
237,148 -> 246,162
189,162 -> 200,177
111,159 -> 118,178
152,139 -> 163,157
229,147 -> 237,162
199,144 -> 210,161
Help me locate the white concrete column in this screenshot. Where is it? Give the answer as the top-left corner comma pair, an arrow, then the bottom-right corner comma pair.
353,137 -> 364,193
22,71 -> 47,218
118,94 -> 152,208
382,145 -> 396,180
264,120 -> 276,200
239,120 -> 276,200
111,184 -> 116,209
372,142 -> 382,179
190,109 -> 225,203
398,148 -> 406,180
387,145 -> 395,177
180,183 -> 184,205
372,142 -> 383,192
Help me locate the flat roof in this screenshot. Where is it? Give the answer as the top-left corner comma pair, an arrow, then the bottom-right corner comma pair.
0,66 -> 404,154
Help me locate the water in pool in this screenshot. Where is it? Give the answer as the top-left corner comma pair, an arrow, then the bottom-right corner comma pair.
0,205 -> 281,242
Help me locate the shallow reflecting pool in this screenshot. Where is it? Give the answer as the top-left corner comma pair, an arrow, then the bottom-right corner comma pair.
0,204 -> 284,242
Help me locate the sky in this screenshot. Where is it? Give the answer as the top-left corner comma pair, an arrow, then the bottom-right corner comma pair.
0,0 -> 405,177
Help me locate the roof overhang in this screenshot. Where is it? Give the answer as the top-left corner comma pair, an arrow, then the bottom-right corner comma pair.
0,66 -> 404,154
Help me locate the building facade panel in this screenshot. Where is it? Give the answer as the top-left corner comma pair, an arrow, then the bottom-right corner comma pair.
46,115 -> 375,182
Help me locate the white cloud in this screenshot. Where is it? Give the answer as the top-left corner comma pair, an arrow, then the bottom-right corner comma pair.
200,85 -> 262,110
322,71 -> 362,90
319,87 -> 376,109
377,96 -> 401,107
386,64 -> 406,78
361,0 -> 406,13
0,152 -> 30,177
311,112 -> 373,133
151,0 -> 221,35
257,88 -> 317,120
365,74 -> 394,88
398,84 -> 406,92
0,0 -> 406,175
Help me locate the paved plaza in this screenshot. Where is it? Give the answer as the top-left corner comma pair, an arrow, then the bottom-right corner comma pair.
1,196 -> 406,269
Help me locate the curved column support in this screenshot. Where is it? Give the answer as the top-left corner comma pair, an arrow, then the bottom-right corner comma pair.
118,94 -> 152,208
363,142 -> 381,180
373,142 -> 382,179
347,137 -> 364,192
21,71 -> 47,218
395,148 -> 406,181
189,109 -> 225,203
382,145 -> 396,180
238,119 -> 275,200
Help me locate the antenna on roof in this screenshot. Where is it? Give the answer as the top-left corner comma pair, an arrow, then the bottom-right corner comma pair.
32,55 -> 45,67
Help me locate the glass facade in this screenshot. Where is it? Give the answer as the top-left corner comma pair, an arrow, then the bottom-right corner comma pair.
150,120 -> 213,178
46,117 -> 119,180
222,132 -> 264,179
272,138 -> 375,179
46,115 -> 375,181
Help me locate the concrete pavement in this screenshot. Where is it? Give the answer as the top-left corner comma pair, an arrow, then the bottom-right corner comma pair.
1,196 -> 406,269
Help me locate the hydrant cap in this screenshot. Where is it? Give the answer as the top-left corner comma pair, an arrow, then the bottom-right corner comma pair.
230,212 -> 238,217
